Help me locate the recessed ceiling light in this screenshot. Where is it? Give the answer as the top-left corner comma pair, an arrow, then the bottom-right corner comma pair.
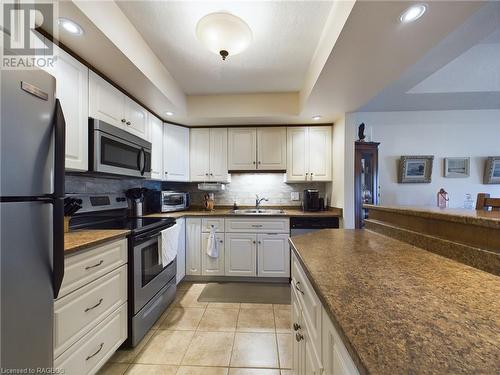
58,18 -> 83,35
399,4 -> 427,24
165,111 -> 174,116
312,115 -> 322,120
196,12 -> 253,61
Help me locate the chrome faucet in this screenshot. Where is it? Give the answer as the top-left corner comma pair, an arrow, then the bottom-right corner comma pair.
255,194 -> 269,210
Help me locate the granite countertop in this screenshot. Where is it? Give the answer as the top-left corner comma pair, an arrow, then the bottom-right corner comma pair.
364,204 -> 500,229
146,206 -> 343,218
289,229 -> 500,375
64,229 -> 130,254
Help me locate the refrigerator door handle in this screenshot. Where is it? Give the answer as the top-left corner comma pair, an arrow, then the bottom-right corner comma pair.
53,99 -> 66,198
53,198 -> 65,299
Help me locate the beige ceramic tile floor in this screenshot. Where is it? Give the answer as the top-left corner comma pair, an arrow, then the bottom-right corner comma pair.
98,282 -> 292,375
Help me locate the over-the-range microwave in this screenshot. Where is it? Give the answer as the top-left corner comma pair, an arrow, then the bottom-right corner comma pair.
89,118 -> 152,178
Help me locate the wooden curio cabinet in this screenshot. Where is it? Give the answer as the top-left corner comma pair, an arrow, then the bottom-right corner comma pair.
354,142 -> 379,229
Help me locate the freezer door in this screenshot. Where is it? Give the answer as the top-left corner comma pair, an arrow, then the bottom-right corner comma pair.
0,201 -> 54,369
0,69 -> 56,197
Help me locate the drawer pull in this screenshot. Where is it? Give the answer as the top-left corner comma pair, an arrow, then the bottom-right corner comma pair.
293,323 -> 301,331
251,224 -> 263,228
86,343 -> 104,361
295,281 -> 305,295
84,298 -> 103,312
295,332 -> 304,342
85,260 -> 104,270
219,240 -> 223,243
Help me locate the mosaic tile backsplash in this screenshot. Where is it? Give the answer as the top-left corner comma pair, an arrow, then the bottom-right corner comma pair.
65,173 -> 328,207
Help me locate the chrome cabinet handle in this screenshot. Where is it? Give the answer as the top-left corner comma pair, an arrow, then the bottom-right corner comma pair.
258,241 -> 262,244
295,332 -> 304,342
253,240 -> 256,244
121,119 -> 126,123
85,260 -> 103,270
219,240 -> 223,243
258,161 -> 261,164
251,224 -> 263,228
205,173 -> 209,176
84,298 -> 103,312
165,171 -> 168,174
253,161 -> 256,164
210,173 -> 213,176
293,323 -> 301,331
126,121 -> 131,125
295,281 -> 304,295
86,343 -> 104,361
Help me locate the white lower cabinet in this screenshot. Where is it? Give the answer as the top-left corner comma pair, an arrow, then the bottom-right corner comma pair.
292,252 -> 360,375
257,233 -> 290,277
186,218 -> 202,275
174,218 -> 186,283
202,232 -> 225,276
55,238 -> 128,375
224,233 -> 257,276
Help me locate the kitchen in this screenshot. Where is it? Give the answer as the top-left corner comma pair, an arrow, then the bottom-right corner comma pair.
1,1 -> 499,375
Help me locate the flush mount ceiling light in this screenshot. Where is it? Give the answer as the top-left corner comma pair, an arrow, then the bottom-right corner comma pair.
58,18 -> 84,35
196,12 -> 252,61
312,115 -> 322,120
399,4 -> 427,24
165,111 -> 174,116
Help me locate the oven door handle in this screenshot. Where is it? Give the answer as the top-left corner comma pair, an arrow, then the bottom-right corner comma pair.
135,232 -> 160,243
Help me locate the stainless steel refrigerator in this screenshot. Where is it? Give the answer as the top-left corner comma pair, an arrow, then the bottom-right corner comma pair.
0,68 -> 65,370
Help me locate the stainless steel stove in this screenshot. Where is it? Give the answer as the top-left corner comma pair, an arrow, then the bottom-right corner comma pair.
69,193 -> 177,347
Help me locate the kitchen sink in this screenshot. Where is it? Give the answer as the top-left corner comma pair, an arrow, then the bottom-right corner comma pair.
231,209 -> 286,215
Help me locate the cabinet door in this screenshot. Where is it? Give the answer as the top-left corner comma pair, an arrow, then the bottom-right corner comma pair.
124,98 -> 149,140
308,126 -> 332,181
201,233 -> 225,276
322,308 -> 360,375
209,128 -> 228,181
164,124 -> 190,181
224,233 -> 257,276
292,289 -> 304,375
257,234 -> 290,277
286,127 -> 309,182
185,218 -> 202,275
228,128 -> 257,170
257,127 -> 286,170
304,328 -> 323,375
54,46 -> 89,171
190,129 -> 210,181
88,71 -> 125,128
149,115 -> 163,180
175,218 -> 186,284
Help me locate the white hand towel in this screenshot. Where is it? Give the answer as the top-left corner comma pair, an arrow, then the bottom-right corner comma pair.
206,225 -> 218,258
161,223 -> 179,267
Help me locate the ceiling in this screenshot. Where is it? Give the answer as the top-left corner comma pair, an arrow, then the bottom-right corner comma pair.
117,1 -> 333,95
48,0 -> 489,125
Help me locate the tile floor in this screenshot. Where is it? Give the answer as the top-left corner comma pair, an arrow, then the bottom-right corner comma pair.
98,282 -> 292,375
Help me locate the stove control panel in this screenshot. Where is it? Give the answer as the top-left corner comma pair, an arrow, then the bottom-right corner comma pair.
67,193 -> 128,214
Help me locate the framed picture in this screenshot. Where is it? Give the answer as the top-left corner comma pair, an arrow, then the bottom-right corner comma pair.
483,156 -> 500,184
444,157 -> 470,178
398,155 -> 434,183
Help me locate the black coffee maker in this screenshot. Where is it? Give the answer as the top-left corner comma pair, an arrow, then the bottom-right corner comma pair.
303,189 -> 321,211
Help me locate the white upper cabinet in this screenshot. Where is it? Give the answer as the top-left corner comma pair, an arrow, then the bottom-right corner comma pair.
228,128 -> 257,170
228,127 -> 286,171
89,71 -> 125,128
124,97 -> 149,140
52,46 -> 89,172
164,124 -> 190,181
287,126 -> 332,182
257,127 -> 286,170
149,114 -> 163,180
190,128 -> 228,182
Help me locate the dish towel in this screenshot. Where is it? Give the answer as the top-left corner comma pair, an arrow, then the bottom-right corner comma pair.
161,223 -> 179,267
206,225 -> 219,258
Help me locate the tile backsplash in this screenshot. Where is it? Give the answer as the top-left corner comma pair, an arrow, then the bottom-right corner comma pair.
163,173 -> 328,207
65,173 -> 328,207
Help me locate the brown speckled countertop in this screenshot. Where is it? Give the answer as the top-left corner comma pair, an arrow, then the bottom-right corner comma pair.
146,206 -> 342,218
289,229 -> 500,375
364,204 -> 500,229
64,229 -> 130,254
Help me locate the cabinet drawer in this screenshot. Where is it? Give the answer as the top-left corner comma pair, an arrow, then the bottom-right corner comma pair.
201,218 -> 225,233
60,239 -> 127,298
225,218 -> 289,233
54,265 -> 127,358
292,253 -> 322,357
55,303 -> 127,375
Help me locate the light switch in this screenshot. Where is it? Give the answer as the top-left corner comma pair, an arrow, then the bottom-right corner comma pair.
291,192 -> 300,201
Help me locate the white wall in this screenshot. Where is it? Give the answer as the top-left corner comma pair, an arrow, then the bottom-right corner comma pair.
346,110 -> 500,211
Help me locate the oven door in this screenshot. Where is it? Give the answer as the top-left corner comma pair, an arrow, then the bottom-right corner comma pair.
94,129 -> 151,178
132,231 -> 176,314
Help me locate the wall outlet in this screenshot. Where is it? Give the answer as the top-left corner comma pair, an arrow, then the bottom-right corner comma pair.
291,192 -> 300,201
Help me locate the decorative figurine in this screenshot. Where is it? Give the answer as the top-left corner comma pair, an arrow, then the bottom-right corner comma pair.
358,123 -> 366,142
